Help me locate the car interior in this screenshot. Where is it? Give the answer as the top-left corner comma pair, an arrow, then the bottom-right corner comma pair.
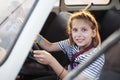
16,0 -> 120,80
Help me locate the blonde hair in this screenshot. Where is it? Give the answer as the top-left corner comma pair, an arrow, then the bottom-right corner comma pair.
67,10 -> 101,47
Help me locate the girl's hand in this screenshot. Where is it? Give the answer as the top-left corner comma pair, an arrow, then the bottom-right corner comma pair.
33,50 -> 55,65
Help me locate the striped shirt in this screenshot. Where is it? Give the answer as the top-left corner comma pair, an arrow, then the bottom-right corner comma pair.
58,39 -> 105,80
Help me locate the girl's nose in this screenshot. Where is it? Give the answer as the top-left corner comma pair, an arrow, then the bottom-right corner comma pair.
77,31 -> 83,36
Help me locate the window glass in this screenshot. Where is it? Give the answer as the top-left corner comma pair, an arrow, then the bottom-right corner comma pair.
0,0 -> 37,64
65,0 -> 110,5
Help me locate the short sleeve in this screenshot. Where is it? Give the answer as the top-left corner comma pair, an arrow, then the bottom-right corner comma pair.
58,39 -> 70,53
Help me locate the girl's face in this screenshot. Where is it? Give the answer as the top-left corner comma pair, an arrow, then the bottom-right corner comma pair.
71,19 -> 96,49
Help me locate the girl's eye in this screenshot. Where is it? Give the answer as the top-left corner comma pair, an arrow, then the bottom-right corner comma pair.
82,28 -> 87,32
72,28 -> 78,32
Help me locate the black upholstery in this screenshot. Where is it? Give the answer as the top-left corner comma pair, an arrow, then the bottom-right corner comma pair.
99,8 -> 120,80
41,11 -> 71,42
41,11 -> 71,66
100,8 -> 120,41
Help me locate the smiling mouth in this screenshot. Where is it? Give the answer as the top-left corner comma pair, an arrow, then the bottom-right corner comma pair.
76,39 -> 84,43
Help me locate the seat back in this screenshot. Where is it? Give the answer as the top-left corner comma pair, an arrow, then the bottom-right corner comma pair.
41,11 -> 71,42
41,11 -> 71,66
100,8 -> 120,41
99,8 -> 120,80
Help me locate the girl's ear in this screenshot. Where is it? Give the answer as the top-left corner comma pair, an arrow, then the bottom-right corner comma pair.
92,29 -> 96,38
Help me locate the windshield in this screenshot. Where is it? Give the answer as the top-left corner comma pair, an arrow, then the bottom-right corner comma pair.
0,0 -> 37,64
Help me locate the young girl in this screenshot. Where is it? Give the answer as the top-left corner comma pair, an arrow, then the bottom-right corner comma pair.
33,10 -> 105,80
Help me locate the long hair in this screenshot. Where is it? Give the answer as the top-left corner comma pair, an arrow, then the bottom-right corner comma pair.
67,10 -> 101,47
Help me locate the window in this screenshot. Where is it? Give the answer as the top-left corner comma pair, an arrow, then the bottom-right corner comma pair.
65,0 -> 110,5
0,0 -> 37,65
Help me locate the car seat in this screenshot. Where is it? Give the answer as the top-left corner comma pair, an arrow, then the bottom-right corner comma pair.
99,8 -> 120,80
40,11 -> 71,67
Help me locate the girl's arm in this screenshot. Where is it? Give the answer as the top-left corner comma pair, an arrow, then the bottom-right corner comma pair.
35,34 -> 61,52
33,50 -> 68,79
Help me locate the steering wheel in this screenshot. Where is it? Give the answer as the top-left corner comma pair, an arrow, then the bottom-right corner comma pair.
28,42 -> 41,62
